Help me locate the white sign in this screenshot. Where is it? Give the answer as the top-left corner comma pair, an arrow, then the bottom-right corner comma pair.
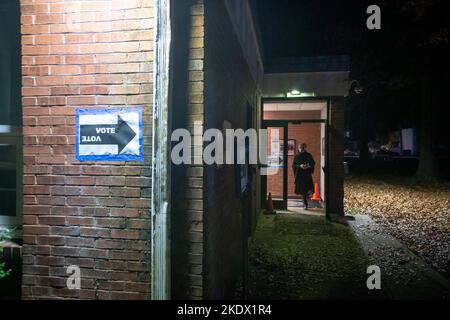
76,108 -> 143,161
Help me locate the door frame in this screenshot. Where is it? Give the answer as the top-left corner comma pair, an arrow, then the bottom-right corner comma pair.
261,122 -> 288,209
260,97 -> 330,216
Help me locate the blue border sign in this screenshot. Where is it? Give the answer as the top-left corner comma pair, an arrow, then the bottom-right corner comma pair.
75,108 -> 143,162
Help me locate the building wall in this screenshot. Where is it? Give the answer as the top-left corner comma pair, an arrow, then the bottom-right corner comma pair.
20,0 -> 154,299
203,0 -> 258,299
224,0 -> 263,85
170,0 -> 205,300
263,71 -> 350,98
327,97 -> 345,216
170,0 -> 261,300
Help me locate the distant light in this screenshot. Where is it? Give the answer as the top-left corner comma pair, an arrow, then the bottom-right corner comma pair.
286,90 -> 316,98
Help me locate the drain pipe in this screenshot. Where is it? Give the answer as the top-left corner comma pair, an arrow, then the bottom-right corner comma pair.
152,0 -> 172,300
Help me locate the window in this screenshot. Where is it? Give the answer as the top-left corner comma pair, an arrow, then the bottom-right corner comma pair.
0,0 -> 22,228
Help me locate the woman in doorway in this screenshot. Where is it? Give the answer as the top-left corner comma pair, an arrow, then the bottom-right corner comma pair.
292,143 -> 315,210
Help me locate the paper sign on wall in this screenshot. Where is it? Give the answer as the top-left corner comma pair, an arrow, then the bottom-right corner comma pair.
75,108 -> 143,162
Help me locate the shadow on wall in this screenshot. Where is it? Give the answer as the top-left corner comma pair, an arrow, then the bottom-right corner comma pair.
170,0 -> 202,299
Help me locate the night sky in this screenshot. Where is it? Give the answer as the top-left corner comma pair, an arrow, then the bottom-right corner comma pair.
253,0 -> 450,179
253,0 -> 373,59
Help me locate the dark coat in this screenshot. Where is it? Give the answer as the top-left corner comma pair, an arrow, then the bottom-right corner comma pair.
292,151 -> 315,195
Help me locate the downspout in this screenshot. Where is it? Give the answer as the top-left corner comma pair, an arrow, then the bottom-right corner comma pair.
152,0 -> 172,300
325,98 -> 331,220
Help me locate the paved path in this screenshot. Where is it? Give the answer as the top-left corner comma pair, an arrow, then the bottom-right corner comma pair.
348,214 -> 450,299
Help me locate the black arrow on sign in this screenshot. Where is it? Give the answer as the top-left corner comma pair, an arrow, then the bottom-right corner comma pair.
80,116 -> 137,153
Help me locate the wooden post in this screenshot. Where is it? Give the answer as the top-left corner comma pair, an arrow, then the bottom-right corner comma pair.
152,0 -> 172,300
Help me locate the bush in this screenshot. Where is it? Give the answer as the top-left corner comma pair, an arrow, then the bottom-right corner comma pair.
0,228 -> 14,280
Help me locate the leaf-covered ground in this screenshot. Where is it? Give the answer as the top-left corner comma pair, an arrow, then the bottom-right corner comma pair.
345,176 -> 450,279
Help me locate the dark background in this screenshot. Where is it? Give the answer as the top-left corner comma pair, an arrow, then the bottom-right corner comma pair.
253,0 -> 450,181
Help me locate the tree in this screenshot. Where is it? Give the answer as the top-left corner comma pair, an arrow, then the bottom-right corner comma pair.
349,0 -> 449,181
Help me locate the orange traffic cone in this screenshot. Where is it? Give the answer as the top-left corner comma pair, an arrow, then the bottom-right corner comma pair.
264,192 -> 276,215
311,183 -> 322,201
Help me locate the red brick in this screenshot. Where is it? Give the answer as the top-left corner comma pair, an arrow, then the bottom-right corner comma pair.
66,217 -> 94,226
78,249 -> 109,259
21,0 -> 155,301
95,218 -> 126,228
23,225 -> 50,235
36,176 -> 65,185
35,34 -> 64,45
111,230 -> 139,240
39,136 -> 67,145
37,236 -> 65,246
67,96 -> 96,105
110,188 -> 140,198
34,55 -> 64,65
35,256 -> 65,267
79,187 -> 110,197
96,197 -> 126,207
65,176 -> 95,186
38,216 -> 66,226
65,237 -> 95,248
66,197 -> 96,206
96,176 -> 126,186
80,227 -> 110,238
36,156 -> 66,164
36,196 -> 66,206
96,240 -> 126,250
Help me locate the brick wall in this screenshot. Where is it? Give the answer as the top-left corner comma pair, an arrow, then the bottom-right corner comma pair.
203,0 -> 258,299
171,0 -> 261,299
170,0 -> 204,300
327,97 -> 345,216
20,0 -> 154,299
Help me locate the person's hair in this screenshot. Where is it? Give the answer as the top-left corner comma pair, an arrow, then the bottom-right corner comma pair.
300,143 -> 307,150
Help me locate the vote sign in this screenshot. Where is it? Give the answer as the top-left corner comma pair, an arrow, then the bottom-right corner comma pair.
76,108 -> 143,161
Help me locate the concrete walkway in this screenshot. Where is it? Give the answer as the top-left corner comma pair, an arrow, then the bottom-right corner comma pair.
348,214 -> 450,300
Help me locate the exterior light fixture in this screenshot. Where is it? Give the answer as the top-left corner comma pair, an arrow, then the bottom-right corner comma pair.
286,90 -> 316,98
287,89 -> 301,98
349,80 -> 364,95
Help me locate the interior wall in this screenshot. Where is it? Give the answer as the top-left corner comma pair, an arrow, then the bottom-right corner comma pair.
264,110 -> 320,120
264,107 -> 326,201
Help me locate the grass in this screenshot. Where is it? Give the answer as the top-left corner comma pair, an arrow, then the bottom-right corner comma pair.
247,213 -> 387,299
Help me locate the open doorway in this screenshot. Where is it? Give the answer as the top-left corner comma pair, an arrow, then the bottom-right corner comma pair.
261,98 -> 328,216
